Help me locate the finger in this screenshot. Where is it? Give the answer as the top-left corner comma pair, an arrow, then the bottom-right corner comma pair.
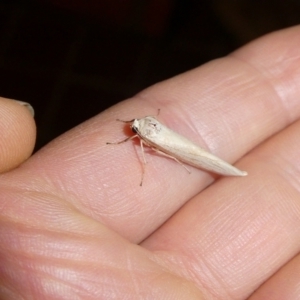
0,97 -> 36,173
0,189 -> 204,299
249,254 -> 300,300
5,26 -> 300,243
142,117 -> 300,299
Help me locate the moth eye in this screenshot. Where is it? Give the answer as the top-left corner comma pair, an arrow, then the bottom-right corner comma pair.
132,126 -> 138,133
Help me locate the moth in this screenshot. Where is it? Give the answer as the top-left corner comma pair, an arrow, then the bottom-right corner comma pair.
107,114 -> 247,185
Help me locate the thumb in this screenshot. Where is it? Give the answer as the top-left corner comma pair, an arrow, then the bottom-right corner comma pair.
0,97 -> 36,173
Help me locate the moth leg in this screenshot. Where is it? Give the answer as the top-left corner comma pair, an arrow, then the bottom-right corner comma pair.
139,139 -> 148,186
150,147 -> 191,174
107,135 -> 146,186
106,134 -> 138,145
116,118 -> 135,123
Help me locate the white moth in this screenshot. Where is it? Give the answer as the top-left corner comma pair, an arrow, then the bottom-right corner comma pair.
107,114 -> 247,185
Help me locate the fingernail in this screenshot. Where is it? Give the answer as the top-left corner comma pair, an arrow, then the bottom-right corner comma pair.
13,100 -> 35,117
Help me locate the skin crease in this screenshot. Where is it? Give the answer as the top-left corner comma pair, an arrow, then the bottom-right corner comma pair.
1,26 -> 300,299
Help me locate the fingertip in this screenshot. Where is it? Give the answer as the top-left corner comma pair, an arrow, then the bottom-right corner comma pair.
0,97 -> 36,173
12,100 -> 35,117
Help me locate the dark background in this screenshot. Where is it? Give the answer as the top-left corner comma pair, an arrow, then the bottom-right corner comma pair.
0,0 -> 300,150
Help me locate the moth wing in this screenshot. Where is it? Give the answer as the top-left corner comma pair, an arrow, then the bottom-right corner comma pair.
144,124 -> 247,176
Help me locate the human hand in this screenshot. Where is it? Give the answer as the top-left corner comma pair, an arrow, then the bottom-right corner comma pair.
1,26 -> 300,299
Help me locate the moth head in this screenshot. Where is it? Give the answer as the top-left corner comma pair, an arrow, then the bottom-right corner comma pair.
131,119 -> 140,133
131,117 -> 161,138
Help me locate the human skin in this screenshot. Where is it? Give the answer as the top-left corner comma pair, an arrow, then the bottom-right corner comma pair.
1,25 -> 300,299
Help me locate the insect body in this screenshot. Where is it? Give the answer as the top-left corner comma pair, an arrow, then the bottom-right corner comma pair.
107,116 -> 247,185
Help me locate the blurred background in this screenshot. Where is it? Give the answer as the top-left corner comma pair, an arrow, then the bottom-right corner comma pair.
0,0 -> 300,150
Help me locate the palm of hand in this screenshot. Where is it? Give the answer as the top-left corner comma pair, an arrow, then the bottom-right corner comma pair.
1,26 -> 300,300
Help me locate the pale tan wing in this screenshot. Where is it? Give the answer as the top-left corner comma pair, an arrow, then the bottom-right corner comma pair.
138,117 -> 247,176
